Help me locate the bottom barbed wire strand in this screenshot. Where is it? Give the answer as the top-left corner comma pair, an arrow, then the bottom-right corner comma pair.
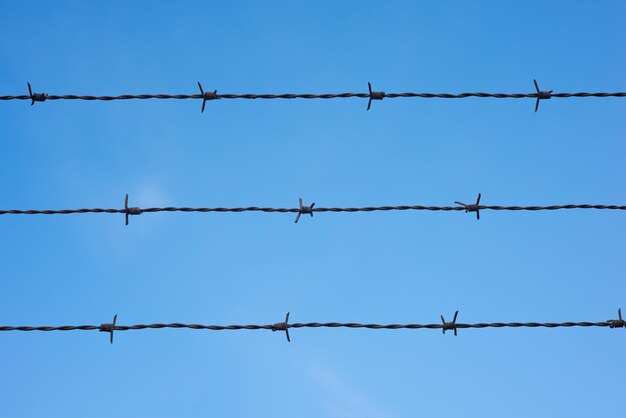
1,310 -> 623,344
0,322 -> 612,332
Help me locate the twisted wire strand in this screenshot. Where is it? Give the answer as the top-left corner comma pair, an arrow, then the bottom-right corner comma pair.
0,320 -> 614,333
2,92 -> 626,101
2,204 -> 626,217
5,308 -> 623,344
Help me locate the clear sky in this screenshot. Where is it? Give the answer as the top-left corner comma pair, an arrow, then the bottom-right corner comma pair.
1,2 -> 625,418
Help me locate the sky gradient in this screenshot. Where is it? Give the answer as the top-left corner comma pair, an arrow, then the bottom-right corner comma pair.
1,2 -> 625,418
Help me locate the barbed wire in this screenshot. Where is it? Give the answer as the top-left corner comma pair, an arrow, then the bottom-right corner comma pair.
1,80 -> 624,112
1,309 -> 623,344
1,194 -> 625,225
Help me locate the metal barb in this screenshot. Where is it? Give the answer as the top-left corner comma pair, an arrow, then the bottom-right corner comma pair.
609,308 -> 625,329
99,314 -> 117,344
441,311 -> 459,336
455,193 -> 481,220
533,79 -> 552,112
367,82 -> 385,111
295,198 -> 315,223
272,312 -> 291,342
124,194 -> 142,225
27,82 -> 47,106
197,82 -> 219,113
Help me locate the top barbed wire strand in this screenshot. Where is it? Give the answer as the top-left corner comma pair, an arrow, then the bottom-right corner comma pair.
6,92 -> 626,99
2,81 -> 625,112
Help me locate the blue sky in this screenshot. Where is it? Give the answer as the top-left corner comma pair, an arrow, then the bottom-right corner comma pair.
1,2 -> 625,418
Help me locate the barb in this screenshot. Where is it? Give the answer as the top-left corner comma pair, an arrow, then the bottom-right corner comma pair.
1,309 -> 622,344
1,81 -> 624,112
27,82 -> 47,105
608,308 -> 625,329
441,311 -> 459,336
197,81 -> 219,113
367,82 -> 385,111
272,312 -> 291,342
124,194 -> 142,226
533,79 -> 552,112
99,314 -> 117,344
2,194 -> 626,223
455,193 -> 481,220
294,198 -> 314,223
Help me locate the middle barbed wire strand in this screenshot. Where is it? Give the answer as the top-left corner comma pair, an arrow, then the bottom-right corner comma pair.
1,194 -> 626,224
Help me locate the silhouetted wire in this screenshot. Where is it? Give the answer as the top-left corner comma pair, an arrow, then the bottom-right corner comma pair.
2,80 -> 625,112
1,194 -> 625,224
1,309 -> 623,344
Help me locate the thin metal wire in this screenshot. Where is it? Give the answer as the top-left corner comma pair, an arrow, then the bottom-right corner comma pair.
1,309 -> 623,344
0,322 -> 613,331
1,194 -> 625,224
3,204 -> 626,215
2,81 -> 625,112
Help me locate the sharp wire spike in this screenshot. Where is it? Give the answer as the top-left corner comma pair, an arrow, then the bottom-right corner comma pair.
27,82 -> 34,106
366,82 -> 385,111
99,314 -> 117,344
609,308 -> 625,329
533,79 -> 552,113
441,311 -> 459,336
295,198 -> 314,223
198,81 -> 206,113
125,194 -> 130,226
197,81 -> 218,113
26,82 -> 46,105
110,314 -> 117,344
271,312 -> 291,342
455,193 -> 481,220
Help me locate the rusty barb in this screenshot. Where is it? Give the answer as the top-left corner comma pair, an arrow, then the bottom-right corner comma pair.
99,314 -> 117,344
27,82 -> 47,105
124,194 -> 142,226
533,79 -> 552,112
197,81 -> 219,113
455,193 -> 481,220
441,311 -> 459,336
295,198 -> 315,223
609,308 -> 625,329
367,82 -> 385,111
272,312 -> 291,342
